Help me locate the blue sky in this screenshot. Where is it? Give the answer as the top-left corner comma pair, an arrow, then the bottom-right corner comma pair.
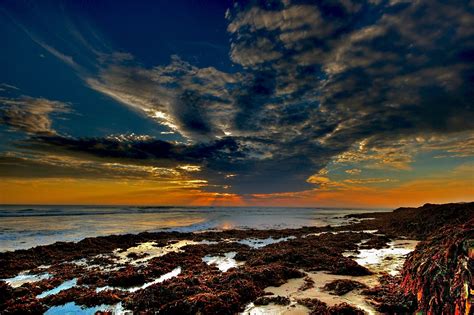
0,0 -> 473,206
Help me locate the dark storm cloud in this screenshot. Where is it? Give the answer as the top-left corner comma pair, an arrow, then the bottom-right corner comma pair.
19,134 -> 243,166
226,0 -> 474,166
233,70 -> 277,132
228,0 -> 474,139
13,131 -> 347,193
3,0 -> 474,194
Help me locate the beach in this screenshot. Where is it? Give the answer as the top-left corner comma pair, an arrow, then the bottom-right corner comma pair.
1,202 -> 472,314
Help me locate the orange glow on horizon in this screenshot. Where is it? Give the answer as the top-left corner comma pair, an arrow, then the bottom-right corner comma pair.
0,175 -> 472,208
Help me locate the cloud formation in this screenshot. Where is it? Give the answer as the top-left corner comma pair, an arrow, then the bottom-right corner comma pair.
2,0 -> 473,196
86,56 -> 239,141
0,96 -> 70,135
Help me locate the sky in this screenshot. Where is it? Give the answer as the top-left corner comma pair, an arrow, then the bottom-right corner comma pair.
0,0 -> 473,207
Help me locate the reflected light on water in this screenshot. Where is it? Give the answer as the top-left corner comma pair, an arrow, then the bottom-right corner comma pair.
218,221 -> 235,230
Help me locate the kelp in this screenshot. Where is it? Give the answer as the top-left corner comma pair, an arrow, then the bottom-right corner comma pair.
401,219 -> 473,314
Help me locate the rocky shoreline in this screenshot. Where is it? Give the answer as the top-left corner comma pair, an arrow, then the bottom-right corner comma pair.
1,202 -> 472,314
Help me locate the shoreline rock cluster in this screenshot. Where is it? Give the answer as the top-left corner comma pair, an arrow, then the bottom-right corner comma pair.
0,202 -> 472,314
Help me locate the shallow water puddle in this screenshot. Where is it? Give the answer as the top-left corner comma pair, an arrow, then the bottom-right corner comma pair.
242,301 -> 309,315
303,229 -> 379,238
302,230 -> 351,238
238,236 -> 296,249
95,267 -> 182,293
202,251 -> 243,272
114,239 -> 217,264
70,253 -> 122,271
37,278 -> 78,298
44,302 -> 130,315
2,272 -> 51,288
348,239 -> 418,276
128,267 -> 181,292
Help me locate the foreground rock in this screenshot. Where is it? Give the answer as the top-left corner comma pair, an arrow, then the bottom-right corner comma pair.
400,219 -> 473,314
322,279 -> 368,296
359,204 -> 473,314
297,298 -> 365,314
253,295 -> 291,306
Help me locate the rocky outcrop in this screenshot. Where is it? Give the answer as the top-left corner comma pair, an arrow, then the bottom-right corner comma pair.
322,279 -> 368,296
400,219 -> 473,314
347,202 -> 474,240
297,298 -> 365,314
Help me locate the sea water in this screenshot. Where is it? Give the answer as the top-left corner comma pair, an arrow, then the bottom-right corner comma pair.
0,205 -> 388,252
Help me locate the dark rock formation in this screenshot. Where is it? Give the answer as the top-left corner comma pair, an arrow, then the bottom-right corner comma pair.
361,274 -> 417,313
296,298 -> 365,314
400,219 -> 473,314
347,202 -> 474,240
253,295 -> 291,306
298,276 -> 315,291
322,279 -> 368,295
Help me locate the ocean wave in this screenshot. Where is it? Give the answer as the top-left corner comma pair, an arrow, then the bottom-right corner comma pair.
0,206 -> 383,218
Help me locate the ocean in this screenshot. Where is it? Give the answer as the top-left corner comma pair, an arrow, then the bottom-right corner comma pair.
0,205 -> 389,252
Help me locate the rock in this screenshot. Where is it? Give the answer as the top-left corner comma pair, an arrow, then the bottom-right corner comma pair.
12,287 -> 30,297
253,295 -> 291,306
358,235 -> 391,249
108,266 -> 146,288
400,219 -> 473,314
347,202 -> 474,240
361,274 -> 416,314
298,276 -> 315,291
0,281 -> 13,307
41,287 -> 126,307
328,302 -> 365,314
322,279 -> 368,295
126,252 -> 148,260
296,298 -> 329,314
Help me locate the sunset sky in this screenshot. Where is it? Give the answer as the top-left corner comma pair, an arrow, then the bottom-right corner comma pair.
0,0 -> 473,207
